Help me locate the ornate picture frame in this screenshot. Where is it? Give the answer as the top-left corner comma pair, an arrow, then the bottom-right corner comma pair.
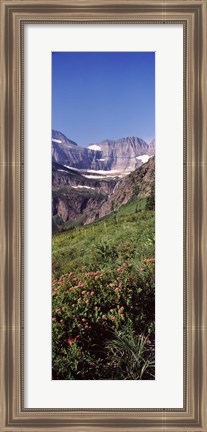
0,1 -> 206,431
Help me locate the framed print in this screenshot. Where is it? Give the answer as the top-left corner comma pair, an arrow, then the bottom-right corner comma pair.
51,51 -> 156,382
25,25 -> 183,409
0,0 -> 207,431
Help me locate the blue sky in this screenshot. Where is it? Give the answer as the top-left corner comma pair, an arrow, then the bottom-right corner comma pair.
52,52 -> 155,146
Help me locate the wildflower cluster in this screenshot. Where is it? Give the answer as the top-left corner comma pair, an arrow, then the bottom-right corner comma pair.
52,259 -> 155,380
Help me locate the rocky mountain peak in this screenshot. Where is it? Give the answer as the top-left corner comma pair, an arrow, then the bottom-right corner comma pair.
52,129 -> 78,147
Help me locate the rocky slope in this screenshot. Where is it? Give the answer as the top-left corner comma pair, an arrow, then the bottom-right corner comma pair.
87,156 -> 155,223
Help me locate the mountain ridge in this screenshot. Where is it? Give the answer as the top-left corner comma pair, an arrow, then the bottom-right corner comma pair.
52,129 -> 155,172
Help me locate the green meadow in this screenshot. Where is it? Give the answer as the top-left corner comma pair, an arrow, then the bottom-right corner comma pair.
52,197 -> 155,380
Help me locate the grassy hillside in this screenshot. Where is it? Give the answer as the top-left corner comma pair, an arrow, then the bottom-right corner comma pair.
53,197 -> 152,275
52,197 -> 155,380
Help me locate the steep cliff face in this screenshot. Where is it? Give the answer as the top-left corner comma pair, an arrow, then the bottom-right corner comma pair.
53,189 -> 107,225
52,130 -> 155,172
52,162 -> 118,231
88,136 -> 151,171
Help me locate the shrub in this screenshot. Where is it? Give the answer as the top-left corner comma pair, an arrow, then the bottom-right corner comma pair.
52,259 -> 155,380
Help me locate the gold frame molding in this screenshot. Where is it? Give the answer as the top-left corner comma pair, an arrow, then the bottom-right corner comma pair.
0,0 -> 206,431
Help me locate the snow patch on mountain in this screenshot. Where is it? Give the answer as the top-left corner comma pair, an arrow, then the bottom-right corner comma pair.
52,138 -> 62,144
64,165 -> 80,171
72,185 -> 95,190
136,155 -> 151,163
85,169 -> 119,174
88,144 -> 101,151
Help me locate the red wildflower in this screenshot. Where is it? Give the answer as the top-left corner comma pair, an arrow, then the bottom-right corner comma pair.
67,336 -> 79,346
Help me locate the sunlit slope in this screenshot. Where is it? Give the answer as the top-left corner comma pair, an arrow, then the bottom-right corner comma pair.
52,197 -> 154,278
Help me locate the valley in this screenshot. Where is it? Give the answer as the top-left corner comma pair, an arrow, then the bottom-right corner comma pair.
52,129 -> 155,380
52,130 -> 155,231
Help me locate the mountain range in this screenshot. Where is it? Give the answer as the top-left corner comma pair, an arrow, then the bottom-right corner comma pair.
52,130 -> 155,172
52,130 -> 155,232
